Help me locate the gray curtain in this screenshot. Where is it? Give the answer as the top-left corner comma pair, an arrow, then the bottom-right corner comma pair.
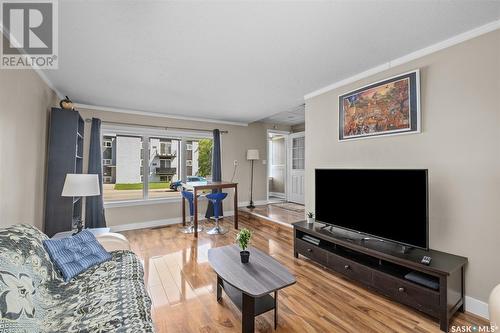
85,118 -> 106,228
205,129 -> 222,218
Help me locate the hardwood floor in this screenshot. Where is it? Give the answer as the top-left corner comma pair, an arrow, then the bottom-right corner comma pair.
121,212 -> 487,333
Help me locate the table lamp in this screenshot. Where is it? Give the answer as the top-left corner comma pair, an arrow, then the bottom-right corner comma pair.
246,149 -> 259,209
61,174 -> 100,234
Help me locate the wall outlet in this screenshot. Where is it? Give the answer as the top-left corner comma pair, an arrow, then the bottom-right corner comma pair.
233,160 -> 238,166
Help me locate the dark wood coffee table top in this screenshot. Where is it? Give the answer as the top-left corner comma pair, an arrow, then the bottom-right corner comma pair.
208,245 -> 296,297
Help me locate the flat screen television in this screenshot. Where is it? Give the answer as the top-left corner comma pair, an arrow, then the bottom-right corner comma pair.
315,169 -> 428,250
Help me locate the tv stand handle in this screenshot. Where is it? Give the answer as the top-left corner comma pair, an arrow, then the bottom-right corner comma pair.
344,264 -> 350,270
398,287 -> 405,293
307,248 -> 312,252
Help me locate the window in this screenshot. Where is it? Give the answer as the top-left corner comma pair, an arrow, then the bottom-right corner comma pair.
160,175 -> 173,182
102,126 -> 213,204
186,139 -> 213,178
159,142 -> 172,156
101,134 -> 144,202
148,138 -> 180,199
292,136 -> 305,170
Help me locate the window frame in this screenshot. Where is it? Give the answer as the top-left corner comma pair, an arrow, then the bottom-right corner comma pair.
101,123 -> 213,207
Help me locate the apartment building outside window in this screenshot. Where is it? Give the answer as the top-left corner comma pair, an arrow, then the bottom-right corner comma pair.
101,125 -> 213,204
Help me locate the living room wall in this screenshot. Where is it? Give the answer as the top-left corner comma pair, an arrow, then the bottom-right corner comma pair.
0,54 -> 58,228
305,30 -> 500,307
78,107 -> 289,228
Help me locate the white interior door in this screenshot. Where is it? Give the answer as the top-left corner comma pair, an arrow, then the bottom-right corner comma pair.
269,136 -> 286,198
287,132 -> 305,204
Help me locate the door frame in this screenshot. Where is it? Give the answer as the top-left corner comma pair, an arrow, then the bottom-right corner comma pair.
266,129 -> 290,203
287,131 -> 305,204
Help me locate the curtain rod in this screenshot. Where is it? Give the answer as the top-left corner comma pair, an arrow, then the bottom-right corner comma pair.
85,119 -> 228,134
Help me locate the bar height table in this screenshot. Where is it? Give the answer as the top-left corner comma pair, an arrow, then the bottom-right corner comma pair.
181,181 -> 239,237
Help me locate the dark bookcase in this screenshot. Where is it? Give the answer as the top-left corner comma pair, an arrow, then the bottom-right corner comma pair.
44,108 -> 85,237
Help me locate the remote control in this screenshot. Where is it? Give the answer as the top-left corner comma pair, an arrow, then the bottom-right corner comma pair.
421,256 -> 432,265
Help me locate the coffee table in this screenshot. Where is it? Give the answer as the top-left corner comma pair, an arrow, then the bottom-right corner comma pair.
208,245 -> 296,332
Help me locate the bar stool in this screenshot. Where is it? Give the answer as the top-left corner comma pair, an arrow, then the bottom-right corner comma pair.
180,191 -> 203,234
205,192 -> 228,235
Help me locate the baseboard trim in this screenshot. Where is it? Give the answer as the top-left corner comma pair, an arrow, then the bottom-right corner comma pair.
108,199 -> 271,232
109,211 -> 236,232
110,218 -> 181,232
465,296 -> 489,320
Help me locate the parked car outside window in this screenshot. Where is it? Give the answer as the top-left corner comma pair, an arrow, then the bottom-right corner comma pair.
169,176 -> 207,191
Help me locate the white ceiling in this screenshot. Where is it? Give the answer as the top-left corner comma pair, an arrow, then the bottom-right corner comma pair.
43,1 -> 500,124
261,104 -> 305,126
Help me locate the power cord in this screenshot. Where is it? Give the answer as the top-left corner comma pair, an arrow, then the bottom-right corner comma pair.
230,163 -> 238,182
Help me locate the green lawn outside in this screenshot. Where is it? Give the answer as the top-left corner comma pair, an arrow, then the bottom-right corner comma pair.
114,182 -> 170,190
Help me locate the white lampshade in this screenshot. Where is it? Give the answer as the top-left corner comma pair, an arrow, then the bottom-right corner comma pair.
61,174 -> 100,197
246,149 -> 260,160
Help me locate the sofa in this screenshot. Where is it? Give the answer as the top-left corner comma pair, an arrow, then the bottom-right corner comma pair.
490,284 -> 500,328
0,224 -> 154,332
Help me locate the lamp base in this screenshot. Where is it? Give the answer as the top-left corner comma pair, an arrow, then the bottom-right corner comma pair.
72,218 -> 84,235
246,201 -> 255,209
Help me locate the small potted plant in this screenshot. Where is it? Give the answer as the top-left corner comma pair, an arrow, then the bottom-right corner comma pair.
307,212 -> 315,224
236,228 -> 252,263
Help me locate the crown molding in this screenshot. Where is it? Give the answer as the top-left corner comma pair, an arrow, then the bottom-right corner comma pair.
1,24 -> 247,126
75,103 -> 249,126
304,19 -> 500,100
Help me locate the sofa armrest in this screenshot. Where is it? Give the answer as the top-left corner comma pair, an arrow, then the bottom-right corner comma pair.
490,284 -> 500,326
95,232 -> 131,251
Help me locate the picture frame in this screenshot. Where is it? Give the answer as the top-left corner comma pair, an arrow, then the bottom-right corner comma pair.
338,69 -> 420,141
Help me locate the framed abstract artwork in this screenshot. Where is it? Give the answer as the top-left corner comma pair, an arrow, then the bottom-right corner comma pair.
338,70 -> 420,141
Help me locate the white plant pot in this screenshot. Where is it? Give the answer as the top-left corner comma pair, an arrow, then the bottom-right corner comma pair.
307,217 -> 315,224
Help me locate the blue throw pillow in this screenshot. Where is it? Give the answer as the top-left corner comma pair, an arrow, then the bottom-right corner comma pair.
43,230 -> 112,282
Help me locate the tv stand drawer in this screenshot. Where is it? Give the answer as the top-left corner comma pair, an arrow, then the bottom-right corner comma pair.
372,271 -> 440,315
293,222 -> 467,332
295,239 -> 328,266
327,253 -> 372,285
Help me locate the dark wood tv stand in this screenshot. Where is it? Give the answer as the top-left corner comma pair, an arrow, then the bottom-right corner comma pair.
293,221 -> 467,332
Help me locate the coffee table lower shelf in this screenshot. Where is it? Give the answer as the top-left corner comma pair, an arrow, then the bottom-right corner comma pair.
217,275 -> 278,332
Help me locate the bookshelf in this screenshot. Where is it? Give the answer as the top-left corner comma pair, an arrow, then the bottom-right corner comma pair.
45,108 -> 85,237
